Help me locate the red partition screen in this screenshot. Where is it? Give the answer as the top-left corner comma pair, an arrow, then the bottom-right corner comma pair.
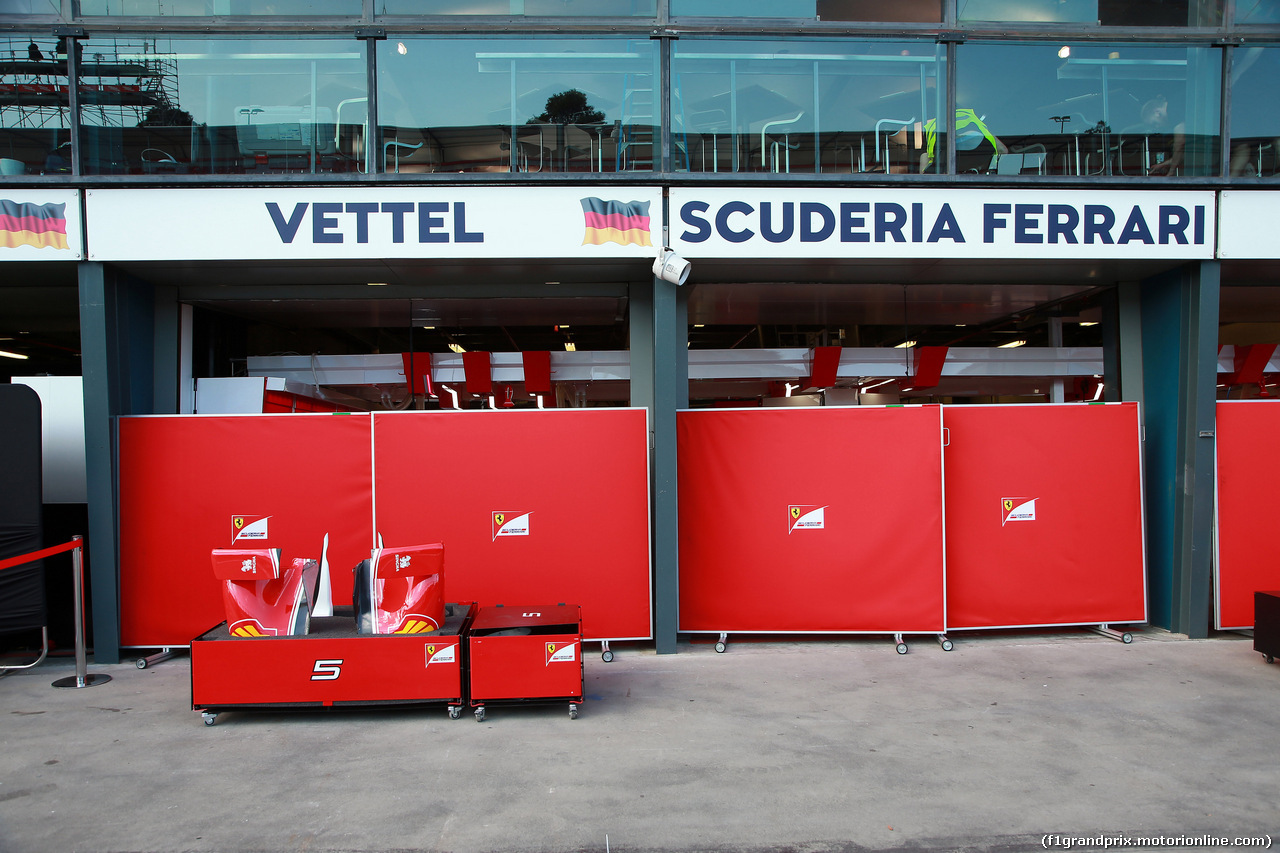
1215,400 -> 1280,629
372,410 -> 651,641
943,403 -> 1146,630
118,414 -> 375,647
678,406 -> 946,634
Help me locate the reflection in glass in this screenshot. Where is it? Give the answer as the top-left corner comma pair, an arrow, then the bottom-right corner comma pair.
78,0 -> 361,15
1235,0 -> 1280,22
672,39 -> 946,174
0,35 -> 67,177
0,0 -> 61,13
377,38 -> 658,173
671,0 -> 941,22
958,0 -> 1222,25
1229,46 -> 1280,177
75,37 -> 366,175
956,42 -> 1221,177
375,1 -> 655,15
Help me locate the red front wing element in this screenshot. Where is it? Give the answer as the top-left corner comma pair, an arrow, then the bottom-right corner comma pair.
211,548 -> 315,637
354,543 -> 445,635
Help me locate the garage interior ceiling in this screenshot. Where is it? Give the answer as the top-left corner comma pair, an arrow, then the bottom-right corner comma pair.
3,258 -> 1279,403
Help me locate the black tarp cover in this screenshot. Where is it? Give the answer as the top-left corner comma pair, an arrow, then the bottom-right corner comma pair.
0,384 -> 45,634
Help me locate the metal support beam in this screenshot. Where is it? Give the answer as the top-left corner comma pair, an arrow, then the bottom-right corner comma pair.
650,275 -> 685,654
1139,262 -> 1218,637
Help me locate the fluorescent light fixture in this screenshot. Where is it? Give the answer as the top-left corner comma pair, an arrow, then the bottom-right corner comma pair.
998,340 -> 1027,348
693,324 -> 705,328
564,342 -> 576,352
0,349 -> 29,360
422,325 -> 435,330
860,378 -> 895,393
1058,45 -> 1071,58
1079,321 -> 1098,327
366,282 -> 389,286
894,340 -> 917,349
447,343 -> 465,354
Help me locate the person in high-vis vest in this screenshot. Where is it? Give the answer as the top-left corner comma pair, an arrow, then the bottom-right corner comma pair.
920,108 -> 1007,172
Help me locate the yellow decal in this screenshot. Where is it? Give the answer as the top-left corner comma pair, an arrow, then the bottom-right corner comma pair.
547,643 -> 557,655
427,645 -> 436,656
394,619 -> 437,635
231,623 -> 267,637
1003,499 -> 1013,512
494,513 -> 505,526
790,506 -> 801,519
233,517 -> 245,529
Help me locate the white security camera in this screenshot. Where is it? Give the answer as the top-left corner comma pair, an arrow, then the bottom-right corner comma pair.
652,248 -> 691,286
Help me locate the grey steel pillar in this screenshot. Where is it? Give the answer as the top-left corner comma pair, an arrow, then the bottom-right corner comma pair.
1138,261 -> 1219,637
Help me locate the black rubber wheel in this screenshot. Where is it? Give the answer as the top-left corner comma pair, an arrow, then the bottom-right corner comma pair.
449,706 -> 461,719
136,659 -> 148,670
602,650 -> 615,663
896,643 -> 908,655
1266,654 -> 1275,664
1122,632 -> 1133,644
714,641 -> 726,653
474,707 -> 485,722
941,639 -> 954,652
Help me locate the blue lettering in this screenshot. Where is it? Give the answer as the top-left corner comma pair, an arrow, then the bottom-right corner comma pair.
760,202 -> 793,243
927,205 -> 965,243
800,203 -> 834,242
1083,206 -> 1115,244
984,204 -> 1011,243
346,202 -> 379,244
454,201 -> 483,243
1194,205 -> 1205,244
911,203 -> 923,243
680,201 -> 711,243
1116,207 -> 1153,244
1047,205 -> 1079,244
312,202 -> 343,244
382,202 -> 414,244
1015,204 -> 1043,244
875,203 -> 907,243
716,201 -> 755,243
840,203 -> 870,243
1158,205 -> 1190,245
266,202 -> 307,243
418,202 -> 448,244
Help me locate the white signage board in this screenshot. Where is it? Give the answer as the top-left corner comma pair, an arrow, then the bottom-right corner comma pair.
1217,191 -> 1280,260
85,187 -> 663,261
668,188 -> 1216,260
0,190 -> 83,261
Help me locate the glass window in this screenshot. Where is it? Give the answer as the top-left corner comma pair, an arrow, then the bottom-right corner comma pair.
671,0 -> 942,23
0,35 -> 66,177
672,39 -> 946,174
956,42 -> 1222,177
0,0 -> 61,13
78,0 -> 360,15
1236,0 -> 1280,23
1229,46 -> 1280,177
377,37 -> 658,174
375,1 -> 655,16
958,0 -> 1222,26
76,36 -> 366,175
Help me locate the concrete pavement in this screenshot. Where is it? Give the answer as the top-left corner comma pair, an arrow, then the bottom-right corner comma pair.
1,629 -> 1277,853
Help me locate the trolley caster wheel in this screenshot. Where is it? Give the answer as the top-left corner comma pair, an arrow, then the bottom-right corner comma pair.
602,650 -> 614,663
1121,632 -> 1133,644
201,712 -> 217,727
474,707 -> 486,723
896,643 -> 908,655
569,704 -> 578,720
1265,654 -> 1275,664
136,658 -> 148,670
448,706 -> 461,720
714,641 -> 726,654
941,639 -> 954,652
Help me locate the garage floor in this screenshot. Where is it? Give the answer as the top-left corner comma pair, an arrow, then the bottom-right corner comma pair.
0,629 -> 1275,853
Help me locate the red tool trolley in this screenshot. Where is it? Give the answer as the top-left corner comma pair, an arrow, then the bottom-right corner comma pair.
467,605 -> 584,722
191,603 -> 475,725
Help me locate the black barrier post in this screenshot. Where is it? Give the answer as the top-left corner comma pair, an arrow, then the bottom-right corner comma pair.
52,537 -> 112,689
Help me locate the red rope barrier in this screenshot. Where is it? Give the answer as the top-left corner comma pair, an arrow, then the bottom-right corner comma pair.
0,538 -> 82,572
